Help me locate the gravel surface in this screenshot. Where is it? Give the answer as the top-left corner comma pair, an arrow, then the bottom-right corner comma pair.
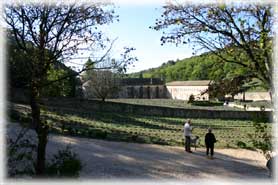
6,122 -> 271,180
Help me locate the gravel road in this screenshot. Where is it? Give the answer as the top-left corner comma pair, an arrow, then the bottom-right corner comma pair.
6,122 -> 271,180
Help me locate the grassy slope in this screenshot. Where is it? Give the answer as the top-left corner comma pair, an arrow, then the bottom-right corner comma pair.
10,102 -> 271,149
106,98 -> 241,111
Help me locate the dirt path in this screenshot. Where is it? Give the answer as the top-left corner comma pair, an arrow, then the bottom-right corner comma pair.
7,123 -> 270,180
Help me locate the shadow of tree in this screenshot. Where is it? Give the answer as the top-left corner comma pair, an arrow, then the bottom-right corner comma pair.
7,122 -> 270,180
47,133 -> 270,180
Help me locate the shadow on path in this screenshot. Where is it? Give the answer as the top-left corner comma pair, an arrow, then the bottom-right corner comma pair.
6,122 -> 271,181
48,134 -> 270,180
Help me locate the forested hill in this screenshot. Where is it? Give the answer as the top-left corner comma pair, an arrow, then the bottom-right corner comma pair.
128,52 -> 248,83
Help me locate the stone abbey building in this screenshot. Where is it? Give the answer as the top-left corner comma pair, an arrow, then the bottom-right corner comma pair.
118,78 -> 166,99
83,77 -> 270,101
117,78 -> 210,100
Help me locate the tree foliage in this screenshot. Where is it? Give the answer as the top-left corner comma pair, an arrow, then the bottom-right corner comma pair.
7,34 -> 77,97
83,70 -> 121,101
7,127 -> 37,177
82,56 -> 129,101
82,58 -> 95,82
7,35 -> 32,89
4,2 -> 123,175
46,146 -> 82,177
248,121 -> 272,159
205,75 -> 254,100
152,3 -> 273,91
42,64 -> 77,97
130,52 -> 250,83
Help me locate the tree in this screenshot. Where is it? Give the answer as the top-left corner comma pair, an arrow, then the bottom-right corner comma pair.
131,50 -> 252,83
152,3 -> 273,95
42,63 -> 77,97
82,57 -> 123,101
206,76 -> 250,101
82,58 -> 95,82
7,34 -> 77,98
83,70 -> 121,101
4,2 -> 136,175
7,34 -> 32,89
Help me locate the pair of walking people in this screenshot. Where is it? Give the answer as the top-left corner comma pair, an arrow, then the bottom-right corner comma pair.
184,119 -> 216,158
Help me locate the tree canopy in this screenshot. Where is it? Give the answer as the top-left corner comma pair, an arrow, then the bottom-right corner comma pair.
7,33 -> 77,97
152,3 -> 273,91
4,2 -> 137,175
129,52 -> 250,84
82,57 -> 125,101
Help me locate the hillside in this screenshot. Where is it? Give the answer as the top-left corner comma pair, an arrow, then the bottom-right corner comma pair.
128,50 -> 269,93
129,52 -> 249,83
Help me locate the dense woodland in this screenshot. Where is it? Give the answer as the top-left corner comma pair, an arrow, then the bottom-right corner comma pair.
128,51 -> 268,92
7,32 -> 79,98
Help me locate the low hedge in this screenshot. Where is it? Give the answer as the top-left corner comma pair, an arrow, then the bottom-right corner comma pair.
191,101 -> 223,107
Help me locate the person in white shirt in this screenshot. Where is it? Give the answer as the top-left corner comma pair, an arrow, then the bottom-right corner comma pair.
184,119 -> 193,153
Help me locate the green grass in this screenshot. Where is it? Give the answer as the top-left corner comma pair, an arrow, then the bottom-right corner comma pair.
235,100 -> 273,109
105,99 -> 242,111
10,103 -> 272,150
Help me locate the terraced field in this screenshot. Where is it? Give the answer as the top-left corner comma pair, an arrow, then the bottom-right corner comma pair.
106,98 -> 241,110
9,102 -> 272,149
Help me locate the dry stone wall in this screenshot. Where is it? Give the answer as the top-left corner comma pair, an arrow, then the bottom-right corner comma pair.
44,98 -> 272,121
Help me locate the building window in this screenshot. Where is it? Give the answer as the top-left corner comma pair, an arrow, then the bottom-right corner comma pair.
139,86 -> 143,98
147,86 -> 150,99
156,86 -> 159,98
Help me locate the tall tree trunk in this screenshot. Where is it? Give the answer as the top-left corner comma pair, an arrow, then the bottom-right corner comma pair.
30,83 -> 48,176
269,91 -> 273,104
33,32 -> 50,175
243,91 -> 246,102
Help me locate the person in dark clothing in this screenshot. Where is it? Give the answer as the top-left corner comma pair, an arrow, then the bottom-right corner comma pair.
205,128 -> 217,159
266,155 -> 276,177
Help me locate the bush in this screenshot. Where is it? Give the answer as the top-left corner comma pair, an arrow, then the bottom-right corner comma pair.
248,121 -> 272,159
9,110 -> 21,121
67,127 -> 76,135
46,146 -> 82,177
150,137 -> 168,145
8,110 -> 32,123
7,128 -> 37,177
236,141 -> 247,148
87,129 -> 94,137
95,130 -> 107,139
188,94 -> 195,103
192,101 -> 223,106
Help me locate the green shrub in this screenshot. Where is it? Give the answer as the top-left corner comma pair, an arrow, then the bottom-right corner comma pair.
9,110 -> 21,121
66,127 -> 78,136
188,94 -> 195,103
87,129 -> 93,137
80,129 -> 87,136
46,146 -> 82,177
151,137 -> 168,145
192,101 -> 223,107
7,128 -> 36,177
95,130 -> 107,139
236,141 -> 247,148
131,135 -> 138,142
135,136 -> 150,143
248,121 -> 272,159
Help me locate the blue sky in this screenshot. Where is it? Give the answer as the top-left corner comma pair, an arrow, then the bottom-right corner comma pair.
96,3 -> 193,73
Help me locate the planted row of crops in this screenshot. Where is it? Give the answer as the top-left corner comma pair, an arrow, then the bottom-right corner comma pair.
106,99 -> 241,110
9,103 -> 271,149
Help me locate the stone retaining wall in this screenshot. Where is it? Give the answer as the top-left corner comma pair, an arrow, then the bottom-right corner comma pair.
43,98 -> 272,121
234,92 -> 271,101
